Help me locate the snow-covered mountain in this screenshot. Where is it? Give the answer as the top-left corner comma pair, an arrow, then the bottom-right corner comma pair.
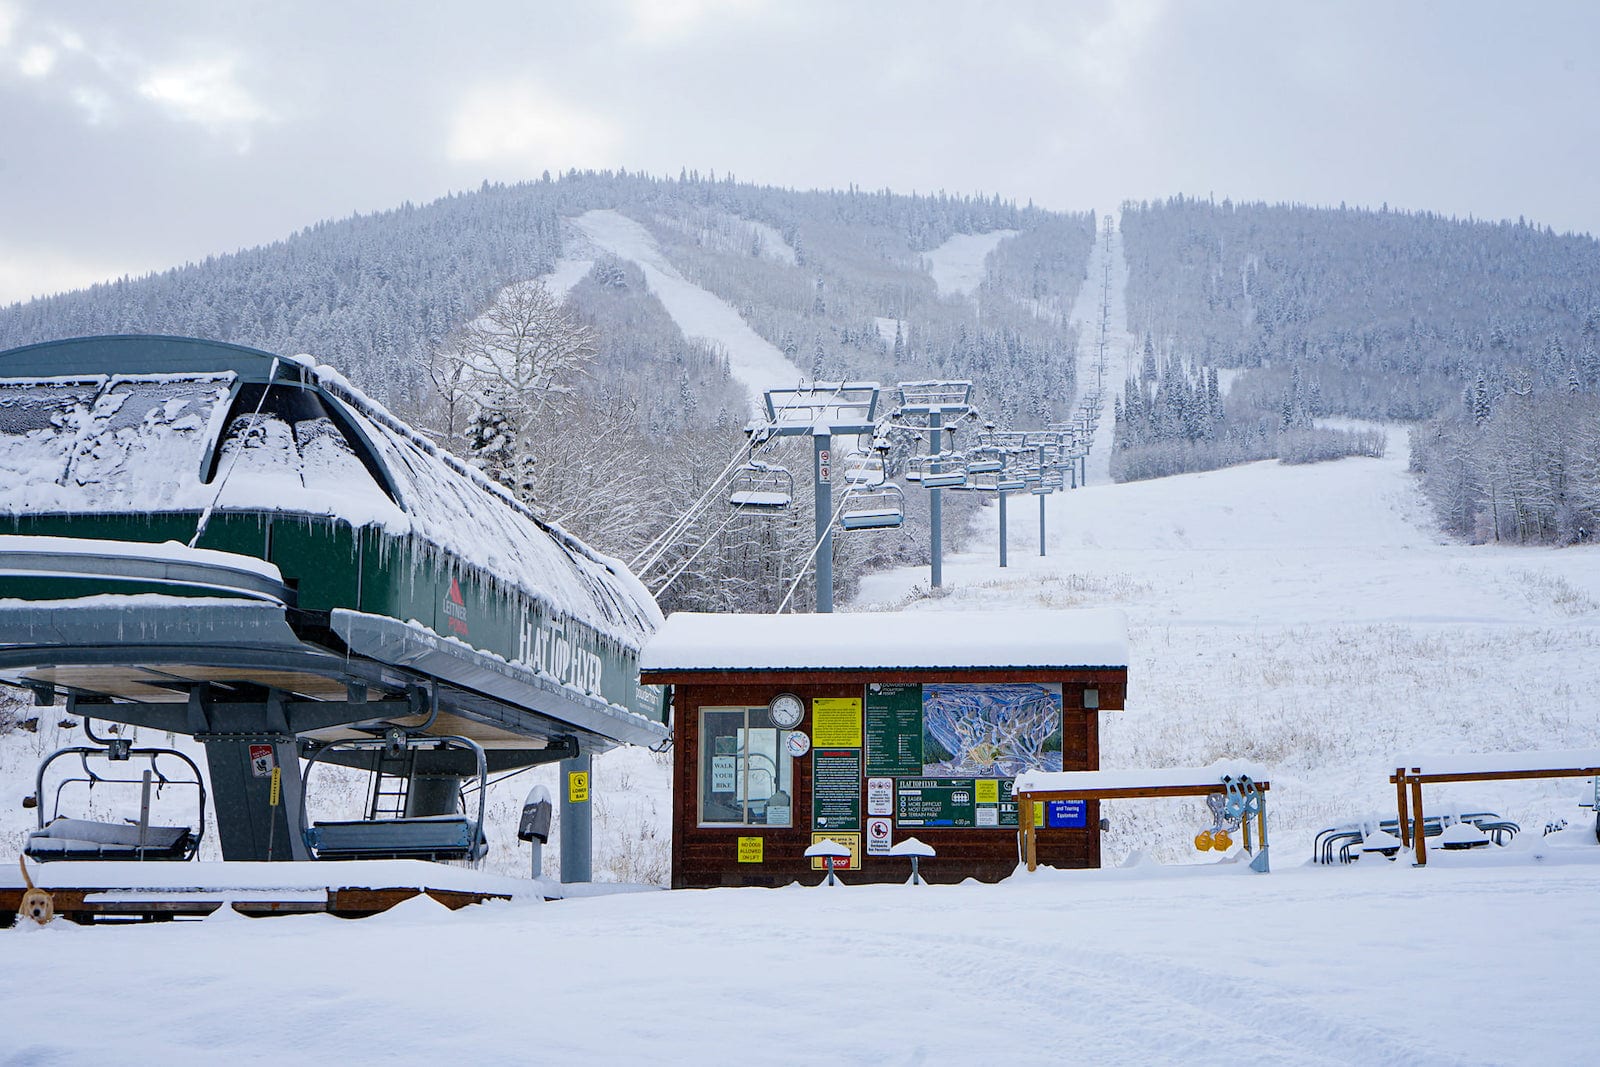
5,181 -> 1600,1062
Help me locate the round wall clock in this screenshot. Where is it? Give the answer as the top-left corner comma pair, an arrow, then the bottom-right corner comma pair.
768,692 -> 805,729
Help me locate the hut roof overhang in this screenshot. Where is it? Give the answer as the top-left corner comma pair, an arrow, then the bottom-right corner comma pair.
639,608 -> 1129,681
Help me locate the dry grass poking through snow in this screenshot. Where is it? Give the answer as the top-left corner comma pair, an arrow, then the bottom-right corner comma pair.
1101,622 -> 1600,864
1506,566 -> 1599,617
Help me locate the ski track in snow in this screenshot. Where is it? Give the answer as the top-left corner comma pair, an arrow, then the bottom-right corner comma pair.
565,209 -> 804,412
1066,212 -> 1132,485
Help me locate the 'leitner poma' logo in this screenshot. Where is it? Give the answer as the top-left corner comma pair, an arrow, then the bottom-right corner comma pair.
443,577 -> 469,638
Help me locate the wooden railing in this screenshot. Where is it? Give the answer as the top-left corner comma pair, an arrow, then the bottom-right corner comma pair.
1014,765 -> 1271,873
1391,749 -> 1600,865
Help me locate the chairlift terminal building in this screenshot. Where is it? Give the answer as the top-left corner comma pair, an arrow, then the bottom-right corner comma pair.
640,608 -> 1128,888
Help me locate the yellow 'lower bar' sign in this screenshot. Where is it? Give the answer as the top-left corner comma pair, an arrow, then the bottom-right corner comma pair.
269,766 -> 282,807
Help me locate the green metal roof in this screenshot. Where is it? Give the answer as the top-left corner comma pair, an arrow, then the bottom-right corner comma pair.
0,334 -> 304,384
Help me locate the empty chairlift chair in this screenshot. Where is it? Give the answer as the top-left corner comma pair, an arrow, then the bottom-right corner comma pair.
842,449 -> 885,486
24,733 -> 206,862
300,733 -> 488,863
728,462 -> 794,512
905,453 -> 967,489
839,482 -> 907,531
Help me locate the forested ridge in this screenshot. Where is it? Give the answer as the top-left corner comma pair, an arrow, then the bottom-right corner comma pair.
0,171 -> 1092,610
8,177 -> 1593,612
1119,197 -> 1600,541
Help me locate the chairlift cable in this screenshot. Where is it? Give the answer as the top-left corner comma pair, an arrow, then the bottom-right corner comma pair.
651,495 -> 753,597
633,461 -> 757,583
629,441 -> 750,571
188,357 -> 280,549
629,435 -> 762,574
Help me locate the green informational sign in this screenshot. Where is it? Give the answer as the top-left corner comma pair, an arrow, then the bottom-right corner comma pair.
865,683 -> 924,777
895,777 -> 1018,828
812,749 -> 862,831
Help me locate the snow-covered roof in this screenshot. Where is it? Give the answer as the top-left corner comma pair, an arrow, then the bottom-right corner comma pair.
0,335 -> 661,646
639,608 -> 1128,673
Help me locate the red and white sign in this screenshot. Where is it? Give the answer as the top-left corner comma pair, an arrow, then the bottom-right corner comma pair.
866,817 -> 893,856
819,448 -> 831,480
249,744 -> 275,778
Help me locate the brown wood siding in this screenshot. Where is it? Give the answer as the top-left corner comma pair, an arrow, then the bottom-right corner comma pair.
666,669 -> 1123,889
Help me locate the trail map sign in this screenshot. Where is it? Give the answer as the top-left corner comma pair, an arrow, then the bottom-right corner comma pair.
812,749 -> 862,830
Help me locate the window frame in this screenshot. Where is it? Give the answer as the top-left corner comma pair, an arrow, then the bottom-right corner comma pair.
697,705 -> 794,829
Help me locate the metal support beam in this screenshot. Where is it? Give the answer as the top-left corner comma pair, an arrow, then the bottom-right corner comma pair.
929,410 -> 943,589
201,735 -> 308,861
813,429 -> 833,613
1039,491 -> 1047,557
1039,445 -> 1048,557
560,750 -> 593,883
998,491 -> 1008,568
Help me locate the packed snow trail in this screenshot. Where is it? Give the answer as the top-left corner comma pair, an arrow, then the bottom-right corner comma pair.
922,229 -> 1017,299
565,209 -> 804,412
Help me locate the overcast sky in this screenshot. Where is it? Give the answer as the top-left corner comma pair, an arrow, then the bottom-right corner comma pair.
2,0 -> 1596,306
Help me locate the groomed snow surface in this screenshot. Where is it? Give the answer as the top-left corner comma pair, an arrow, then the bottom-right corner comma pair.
9,421 -> 1600,1063
922,229 -> 1017,299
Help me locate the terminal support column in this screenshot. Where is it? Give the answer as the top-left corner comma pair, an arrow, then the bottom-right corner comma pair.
560,750 -> 593,883
814,428 -> 833,613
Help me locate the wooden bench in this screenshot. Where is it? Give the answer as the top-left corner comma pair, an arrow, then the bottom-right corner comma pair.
1015,763 -> 1272,873
1390,748 -> 1600,865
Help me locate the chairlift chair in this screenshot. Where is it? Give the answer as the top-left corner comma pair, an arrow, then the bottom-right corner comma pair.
300,733 -> 488,863
24,737 -> 207,862
839,482 -> 907,531
905,453 -> 967,489
842,450 -> 885,486
728,462 -> 794,511
964,445 -> 1005,474
954,470 -> 999,493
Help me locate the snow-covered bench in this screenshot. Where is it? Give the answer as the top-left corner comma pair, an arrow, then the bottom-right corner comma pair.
25,817 -> 197,862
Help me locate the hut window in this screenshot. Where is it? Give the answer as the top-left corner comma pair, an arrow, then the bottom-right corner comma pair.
699,707 -> 792,828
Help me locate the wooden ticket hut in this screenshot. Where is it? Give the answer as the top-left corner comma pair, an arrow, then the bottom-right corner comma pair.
639,608 -> 1128,888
